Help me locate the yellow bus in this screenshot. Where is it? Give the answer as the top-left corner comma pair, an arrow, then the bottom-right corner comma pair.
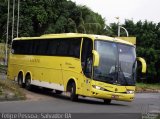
7,33 -> 146,104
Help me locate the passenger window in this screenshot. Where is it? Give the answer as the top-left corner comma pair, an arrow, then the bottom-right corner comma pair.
12,41 -> 19,54
36,40 -> 48,55
12,40 -> 31,54
69,38 -> 81,58
12,38 -> 82,58
57,39 -> 70,56
25,40 -> 33,55
47,39 -> 59,55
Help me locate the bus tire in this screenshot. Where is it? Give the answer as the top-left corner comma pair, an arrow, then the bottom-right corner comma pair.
18,73 -> 25,88
55,90 -> 63,94
25,74 -> 32,90
70,82 -> 78,101
103,99 -> 111,104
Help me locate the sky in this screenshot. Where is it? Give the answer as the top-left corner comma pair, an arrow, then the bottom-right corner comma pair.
71,0 -> 160,25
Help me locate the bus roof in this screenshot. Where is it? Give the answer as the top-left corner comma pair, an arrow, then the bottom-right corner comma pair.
13,33 -> 134,46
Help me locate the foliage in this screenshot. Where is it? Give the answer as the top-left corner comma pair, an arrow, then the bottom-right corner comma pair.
0,79 -> 26,100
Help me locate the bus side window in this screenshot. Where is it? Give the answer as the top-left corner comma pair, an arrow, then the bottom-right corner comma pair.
47,39 -> 59,55
57,39 -> 70,56
12,40 -> 32,55
12,41 -> 18,54
36,40 -> 48,55
26,40 -> 33,55
81,38 -> 93,78
69,38 -> 81,58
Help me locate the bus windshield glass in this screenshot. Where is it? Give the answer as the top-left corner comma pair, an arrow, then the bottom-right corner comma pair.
94,40 -> 136,86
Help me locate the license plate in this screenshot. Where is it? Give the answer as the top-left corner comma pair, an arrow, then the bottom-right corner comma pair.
111,95 -> 119,99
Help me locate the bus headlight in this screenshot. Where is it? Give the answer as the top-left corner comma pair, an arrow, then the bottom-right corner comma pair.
92,85 -> 105,91
127,90 -> 134,94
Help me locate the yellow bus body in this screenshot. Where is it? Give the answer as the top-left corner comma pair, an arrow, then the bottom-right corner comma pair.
7,33 -> 142,102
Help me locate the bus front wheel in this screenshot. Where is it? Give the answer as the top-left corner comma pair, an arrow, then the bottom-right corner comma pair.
70,82 -> 78,101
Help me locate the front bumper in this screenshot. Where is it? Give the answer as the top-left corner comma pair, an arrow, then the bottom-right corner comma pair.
90,88 -> 134,102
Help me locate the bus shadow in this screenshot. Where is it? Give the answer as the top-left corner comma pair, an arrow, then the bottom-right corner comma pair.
28,86 -> 128,106
76,98 -> 127,106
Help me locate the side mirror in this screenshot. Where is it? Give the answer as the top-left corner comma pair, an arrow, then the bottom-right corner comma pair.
92,50 -> 100,67
137,57 -> 147,73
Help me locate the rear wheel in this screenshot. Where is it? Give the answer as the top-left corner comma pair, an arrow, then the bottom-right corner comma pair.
70,82 -> 78,101
18,73 -> 25,88
103,99 -> 111,104
25,74 -> 32,90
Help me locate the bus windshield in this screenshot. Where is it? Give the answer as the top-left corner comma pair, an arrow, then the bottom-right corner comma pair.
94,40 -> 136,86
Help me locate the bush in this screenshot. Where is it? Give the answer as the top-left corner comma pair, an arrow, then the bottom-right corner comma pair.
0,79 -> 26,100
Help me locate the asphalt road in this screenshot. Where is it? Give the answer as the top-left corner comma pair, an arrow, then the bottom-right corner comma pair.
0,88 -> 160,113
0,91 -> 160,119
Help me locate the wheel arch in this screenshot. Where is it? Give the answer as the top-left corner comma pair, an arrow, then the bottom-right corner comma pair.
18,70 -> 24,83
25,71 -> 33,83
66,78 -> 77,93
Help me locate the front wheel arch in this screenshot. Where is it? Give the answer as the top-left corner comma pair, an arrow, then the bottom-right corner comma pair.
66,79 -> 78,101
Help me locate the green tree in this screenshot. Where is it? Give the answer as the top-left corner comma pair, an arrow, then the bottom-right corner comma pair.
77,5 -> 105,34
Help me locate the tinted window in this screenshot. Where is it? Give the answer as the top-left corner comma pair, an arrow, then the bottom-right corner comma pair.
57,39 -> 70,56
36,40 -> 48,55
12,40 -> 33,54
12,38 -> 81,58
47,39 -> 59,55
57,38 -> 81,58
68,39 -> 81,58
